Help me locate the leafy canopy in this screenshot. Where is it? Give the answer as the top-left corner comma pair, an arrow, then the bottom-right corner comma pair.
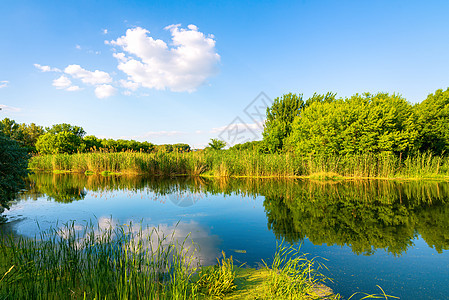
0,132 -> 30,211
286,93 -> 419,155
262,93 -> 304,153
208,138 -> 226,150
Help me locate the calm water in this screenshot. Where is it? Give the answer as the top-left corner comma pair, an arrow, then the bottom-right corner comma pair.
3,173 -> 449,299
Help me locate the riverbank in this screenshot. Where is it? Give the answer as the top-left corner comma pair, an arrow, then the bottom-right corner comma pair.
0,222 -> 339,299
0,221 -> 399,299
29,151 -> 449,180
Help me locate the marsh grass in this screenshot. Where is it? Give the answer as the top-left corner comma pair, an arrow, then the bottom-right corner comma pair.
0,221 -> 199,299
0,222 -> 400,300
29,150 -> 449,180
260,241 -> 331,299
194,251 -> 236,297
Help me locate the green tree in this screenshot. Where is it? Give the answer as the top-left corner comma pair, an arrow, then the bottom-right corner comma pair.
262,93 -> 304,153
1,118 -> 45,152
286,93 -> 418,155
18,122 -> 45,152
45,123 -> 86,138
208,138 -> 226,150
82,135 -> 103,151
36,131 -> 83,154
0,118 -> 21,140
415,88 -> 449,154
0,132 -> 30,218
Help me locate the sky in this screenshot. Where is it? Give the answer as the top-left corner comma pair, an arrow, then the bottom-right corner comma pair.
1,0 -> 449,148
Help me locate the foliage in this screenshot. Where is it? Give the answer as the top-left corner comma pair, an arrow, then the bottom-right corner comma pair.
286,93 -> 419,155
0,132 -> 30,212
208,138 -> 226,150
29,149 -> 449,180
195,252 -> 236,297
415,88 -> 449,154
93,138 -> 155,153
229,140 -> 264,152
36,131 -> 83,154
45,123 -> 86,138
261,241 -> 328,299
0,221 -> 198,299
155,143 -> 191,153
263,93 -> 304,153
0,118 -> 44,152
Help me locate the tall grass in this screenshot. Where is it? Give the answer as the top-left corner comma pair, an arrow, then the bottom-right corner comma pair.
0,222 -> 399,299
261,241 -> 331,299
0,221 -> 198,299
29,150 -> 449,179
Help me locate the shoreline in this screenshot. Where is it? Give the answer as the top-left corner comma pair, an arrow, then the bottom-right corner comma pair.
29,168 -> 449,182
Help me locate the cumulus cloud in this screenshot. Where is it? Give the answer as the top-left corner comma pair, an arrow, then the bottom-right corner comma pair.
95,84 -> 117,99
34,64 -> 61,72
64,64 -> 112,85
119,79 -> 139,91
0,81 -> 8,89
53,75 -> 72,89
52,75 -> 81,91
108,24 -> 220,92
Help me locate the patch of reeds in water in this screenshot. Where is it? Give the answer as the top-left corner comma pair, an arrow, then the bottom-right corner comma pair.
0,221 -> 198,299
0,221 -> 399,299
29,150 -> 449,180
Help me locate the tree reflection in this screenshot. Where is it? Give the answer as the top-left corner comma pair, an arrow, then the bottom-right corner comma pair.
21,173 -> 449,255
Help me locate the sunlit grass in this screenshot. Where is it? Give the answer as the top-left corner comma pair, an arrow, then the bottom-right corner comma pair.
29,149 -> 449,179
0,222 -> 400,299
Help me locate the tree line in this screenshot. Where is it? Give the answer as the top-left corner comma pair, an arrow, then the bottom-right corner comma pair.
0,119 -> 190,154
262,88 -> 449,156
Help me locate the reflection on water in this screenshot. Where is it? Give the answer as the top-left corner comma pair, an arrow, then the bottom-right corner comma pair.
3,173 -> 449,299
18,173 -> 449,256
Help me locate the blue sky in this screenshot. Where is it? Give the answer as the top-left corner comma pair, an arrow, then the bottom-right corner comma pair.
1,0 -> 448,148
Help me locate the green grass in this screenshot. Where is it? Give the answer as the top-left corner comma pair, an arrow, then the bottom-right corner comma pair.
29,150 -> 449,180
0,222 -> 399,300
0,221 -> 198,299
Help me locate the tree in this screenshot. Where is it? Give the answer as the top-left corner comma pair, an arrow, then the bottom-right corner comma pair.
262,93 -> 304,153
415,88 -> 449,154
45,123 -> 86,138
1,118 -> 45,152
36,131 -> 83,154
208,138 -> 226,150
286,93 -> 418,155
0,132 -> 30,219
18,122 -> 45,152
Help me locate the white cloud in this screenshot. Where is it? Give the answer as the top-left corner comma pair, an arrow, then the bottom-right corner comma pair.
66,85 -> 82,92
119,79 -> 139,91
52,75 -> 80,91
0,104 -> 21,112
0,81 -> 8,89
102,29 -> 108,34
76,44 -> 82,50
52,75 -> 73,89
34,64 -> 61,72
65,64 -> 113,85
108,24 -> 220,92
95,84 -> 116,99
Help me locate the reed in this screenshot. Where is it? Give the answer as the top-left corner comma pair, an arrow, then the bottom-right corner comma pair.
29,150 -> 449,179
0,221 -> 198,299
0,222 -> 399,299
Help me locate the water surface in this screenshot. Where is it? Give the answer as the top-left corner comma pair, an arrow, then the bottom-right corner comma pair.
3,173 -> 449,299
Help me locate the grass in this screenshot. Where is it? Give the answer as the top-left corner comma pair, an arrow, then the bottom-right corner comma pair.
29,150 -> 449,180
0,222 -> 399,300
0,221 -> 198,299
